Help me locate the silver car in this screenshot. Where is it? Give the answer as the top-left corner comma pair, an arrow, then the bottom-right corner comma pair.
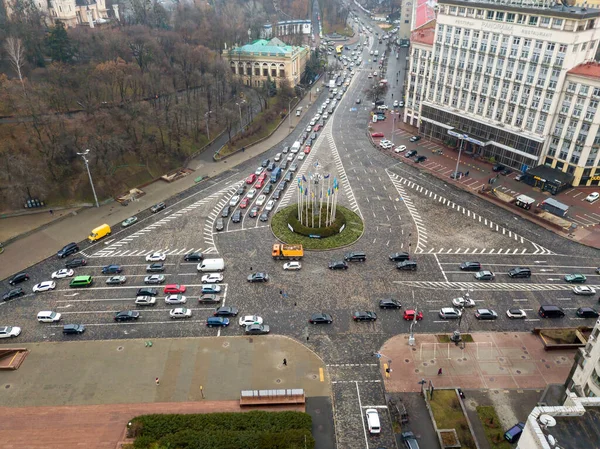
144,275 -> 166,284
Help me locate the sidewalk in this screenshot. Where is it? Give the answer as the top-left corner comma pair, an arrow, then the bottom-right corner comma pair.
369,113 -> 600,249
0,84 -> 323,281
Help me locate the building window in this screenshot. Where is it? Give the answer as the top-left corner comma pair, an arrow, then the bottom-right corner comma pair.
553,18 -> 564,29
541,17 -> 551,27
528,16 -> 539,26
496,12 -> 504,21
486,10 -> 495,19
517,14 -> 526,24
507,13 -> 515,23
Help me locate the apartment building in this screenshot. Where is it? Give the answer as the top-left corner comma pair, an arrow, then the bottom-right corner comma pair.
404,0 -> 600,186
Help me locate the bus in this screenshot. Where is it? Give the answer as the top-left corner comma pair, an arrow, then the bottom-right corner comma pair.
336,45 -> 343,55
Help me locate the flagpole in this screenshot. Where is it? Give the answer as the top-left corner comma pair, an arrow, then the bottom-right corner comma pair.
298,180 -> 301,224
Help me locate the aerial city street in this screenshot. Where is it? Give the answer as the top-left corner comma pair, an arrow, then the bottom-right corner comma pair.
2,0 -> 600,447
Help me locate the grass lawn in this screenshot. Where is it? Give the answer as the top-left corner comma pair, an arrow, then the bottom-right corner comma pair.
437,334 -> 474,343
429,390 -> 477,449
271,205 -> 363,250
476,406 -> 512,449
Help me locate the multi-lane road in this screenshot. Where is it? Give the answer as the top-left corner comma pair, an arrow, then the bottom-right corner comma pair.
2,14 -> 600,449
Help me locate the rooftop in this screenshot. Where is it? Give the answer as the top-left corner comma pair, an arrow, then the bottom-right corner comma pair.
549,406 -> 600,448
439,0 -> 600,18
231,38 -> 304,56
526,165 -> 574,185
410,20 -> 436,46
568,61 -> 600,79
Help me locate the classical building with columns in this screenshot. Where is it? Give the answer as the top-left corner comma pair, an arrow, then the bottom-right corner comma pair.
404,0 -> 600,187
2,0 -> 112,27
227,38 -> 310,88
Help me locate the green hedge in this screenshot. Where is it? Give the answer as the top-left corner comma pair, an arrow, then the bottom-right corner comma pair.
130,411 -> 313,449
287,206 -> 346,238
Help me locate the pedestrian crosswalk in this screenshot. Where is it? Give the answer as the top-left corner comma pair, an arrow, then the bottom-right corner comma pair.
88,247 -> 217,258
386,171 -> 555,255
386,171 -> 426,253
392,280 -> 600,292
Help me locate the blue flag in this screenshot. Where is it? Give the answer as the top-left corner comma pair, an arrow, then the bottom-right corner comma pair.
302,175 -> 307,182
324,173 -> 330,179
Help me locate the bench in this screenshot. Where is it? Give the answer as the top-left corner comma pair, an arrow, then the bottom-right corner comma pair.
240,389 -> 305,406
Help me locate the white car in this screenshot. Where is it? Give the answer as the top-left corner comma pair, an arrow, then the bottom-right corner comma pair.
585,192 -> 599,203
506,308 -> 527,319
202,273 -> 224,284
165,294 -> 187,304
246,189 -> 257,199
146,252 -> 166,262
307,125 -> 313,131
323,113 -> 329,120
170,307 -> 192,319
274,153 -> 281,162
0,326 -> 21,339
256,195 -> 267,206
265,200 -> 276,211
326,99 -> 331,104
37,311 -> 62,323
314,114 -> 321,120
33,281 -> 56,293
287,153 -> 295,162
239,315 -> 264,326
229,195 -> 240,206
393,100 -> 399,107
283,262 -> 302,270
452,296 -> 476,308
135,296 -> 157,306
381,142 -> 394,150
394,145 -> 407,153
573,286 -> 597,296
51,269 -> 74,279
297,153 -> 305,161
254,167 -> 264,176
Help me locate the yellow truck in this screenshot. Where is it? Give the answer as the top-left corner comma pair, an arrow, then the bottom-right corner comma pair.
272,244 -> 304,260
88,224 -> 111,242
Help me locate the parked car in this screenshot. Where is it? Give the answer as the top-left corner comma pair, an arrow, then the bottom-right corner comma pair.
409,136 -> 421,142
309,313 -> 333,324
170,307 -> 192,319
144,275 -> 165,284
248,272 -> 269,283
506,308 -> 527,319
63,324 -> 85,335
353,311 -> 377,321
0,326 -> 21,339
33,281 -> 56,293
114,310 -> 140,322
439,307 -> 462,319
214,306 -> 239,317
52,269 -> 74,279
215,218 -> 225,231
206,317 -> 230,327
3,288 -> 24,301
283,262 -> 302,270
221,206 -> 232,218
249,207 -> 259,218
389,252 -> 410,262
452,296 -> 476,308
164,284 -> 186,294
106,276 -> 127,285
460,261 -> 481,271
244,323 -> 270,335
231,210 -> 242,223
102,264 -> 122,274
165,294 -> 187,304
585,192 -> 600,203
146,263 -> 165,272
577,307 -> 599,318
135,296 -> 157,306
379,299 -> 401,309
150,202 -> 166,213
475,308 -> 498,320
202,273 -> 223,284
403,310 -> 423,321
474,270 -> 495,281
573,286 -> 596,295
199,294 -> 221,304
184,252 -> 204,262
65,258 -> 87,269
329,260 -> 348,270
146,252 -> 166,262
121,216 -> 138,228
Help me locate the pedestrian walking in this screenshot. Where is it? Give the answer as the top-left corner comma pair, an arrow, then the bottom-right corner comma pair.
283,358 -> 287,366
155,377 -> 160,385
437,368 -> 443,375
465,171 -> 469,177
49,209 -> 54,215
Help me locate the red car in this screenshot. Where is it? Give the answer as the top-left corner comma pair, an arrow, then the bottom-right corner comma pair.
164,284 -> 186,294
371,132 -> 384,138
403,309 -> 424,321
254,180 -> 265,189
239,198 -> 249,208
313,124 -> 322,132
246,174 -> 257,184
304,145 -> 311,154
257,173 -> 267,183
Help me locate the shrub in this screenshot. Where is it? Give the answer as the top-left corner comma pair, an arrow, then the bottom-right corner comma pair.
287,206 -> 346,238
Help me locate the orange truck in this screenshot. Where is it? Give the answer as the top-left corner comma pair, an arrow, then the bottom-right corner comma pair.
272,244 -> 304,260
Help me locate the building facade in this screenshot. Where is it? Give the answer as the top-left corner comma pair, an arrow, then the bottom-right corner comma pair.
404,0 -> 600,186
3,0 -> 110,27
261,20 -> 313,39
566,319 -> 600,397
228,38 -> 310,88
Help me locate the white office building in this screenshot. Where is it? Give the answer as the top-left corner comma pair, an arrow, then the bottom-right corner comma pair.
404,0 -> 600,187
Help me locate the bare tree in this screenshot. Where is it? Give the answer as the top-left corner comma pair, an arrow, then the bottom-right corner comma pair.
4,37 -> 26,91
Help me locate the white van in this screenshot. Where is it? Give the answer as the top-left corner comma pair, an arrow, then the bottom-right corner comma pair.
365,409 -> 381,434
291,141 -> 301,153
197,258 -> 225,272
37,311 -> 62,323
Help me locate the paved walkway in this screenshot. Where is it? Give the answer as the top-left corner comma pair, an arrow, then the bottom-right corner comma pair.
379,332 -> 574,392
0,336 -> 330,448
0,85 -> 323,281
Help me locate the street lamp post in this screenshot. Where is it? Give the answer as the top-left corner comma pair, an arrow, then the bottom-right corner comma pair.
452,133 -> 468,178
391,113 -> 397,147
288,97 -> 298,133
76,149 -> 99,208
236,101 -> 245,130
205,111 -> 212,141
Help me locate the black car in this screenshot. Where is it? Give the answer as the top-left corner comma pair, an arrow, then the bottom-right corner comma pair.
475,308 -> 498,320
263,184 -> 273,194
279,161 -> 288,170
309,313 -> 333,324
397,260 -> 417,271
231,210 -> 242,223
57,242 -> 79,258
236,186 -> 246,195
146,263 -> 165,272
259,212 -> 270,222
329,260 -> 348,270
577,307 -> 599,318
114,310 -> 140,322
248,272 -> 269,283
344,251 -> 366,262
8,272 -> 30,285
460,261 -> 481,271
221,206 -> 231,218
492,164 -> 505,172
249,207 -> 259,218
379,299 -> 401,309
214,306 -> 239,317
261,159 -> 270,167
184,252 -> 204,262
63,324 -> 85,334
508,267 -> 531,278
215,218 -> 224,231
198,294 -> 221,304
65,258 -> 87,269
389,252 -> 410,262
353,311 -> 377,321
272,190 -> 281,200
415,155 -> 428,163
3,288 -> 24,301
409,136 -> 421,142
137,287 -> 158,297
501,168 -> 512,176
405,150 -> 417,158
267,162 -> 276,171
150,202 -> 166,213
280,180 -> 289,190
101,264 -> 122,274
284,172 -> 294,182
